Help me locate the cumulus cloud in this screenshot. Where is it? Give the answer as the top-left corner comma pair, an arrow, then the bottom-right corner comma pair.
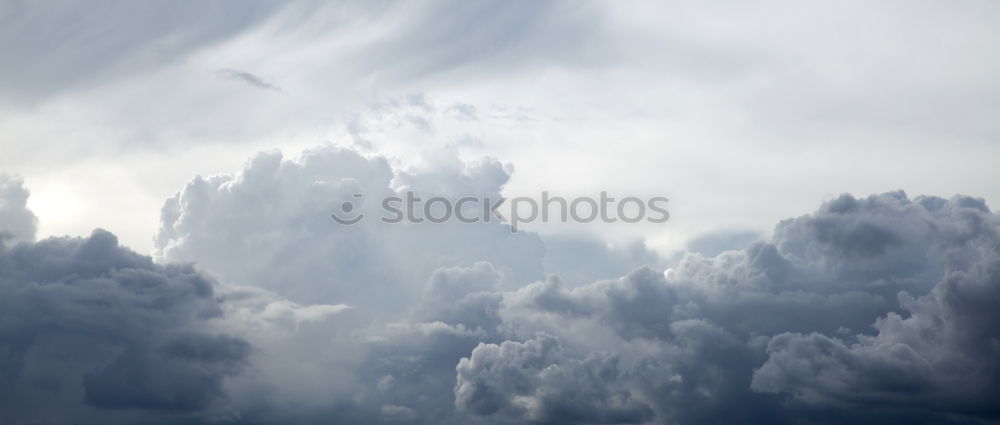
153,145 -> 547,313
455,334 -> 654,425
150,147 -> 1000,424
466,191 -> 1000,425
3,146 -> 998,425
0,174 -> 37,246
752,211 -> 1000,413
0,229 -> 249,424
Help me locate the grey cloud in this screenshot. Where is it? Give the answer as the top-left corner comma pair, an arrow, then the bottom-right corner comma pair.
0,229 -> 249,424
455,334 -> 654,425
752,230 -> 1000,415
151,146 -> 1000,424
6,145 -> 999,425
217,68 -> 282,91
414,262 -> 505,332
147,146 -> 553,423
83,332 -> 249,411
461,191 -> 1000,425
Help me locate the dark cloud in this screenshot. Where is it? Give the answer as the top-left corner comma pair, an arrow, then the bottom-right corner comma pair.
83,332 -> 249,411
752,229 -> 1000,415
469,192 -> 1000,425
455,334 -> 654,425
4,144 -> 998,425
149,146 -> 998,424
0,229 -> 249,424
211,188 -> 998,425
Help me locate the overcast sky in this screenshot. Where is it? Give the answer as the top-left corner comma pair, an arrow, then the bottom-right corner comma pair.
2,0 -> 998,254
1,2 -> 1000,425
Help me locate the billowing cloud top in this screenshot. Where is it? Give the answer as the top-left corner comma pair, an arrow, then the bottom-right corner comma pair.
0,174 -> 37,246
2,145 -> 998,424
154,146 -> 546,312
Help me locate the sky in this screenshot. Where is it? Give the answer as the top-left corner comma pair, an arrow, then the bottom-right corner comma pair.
1,1 -> 999,425
2,0 -> 999,255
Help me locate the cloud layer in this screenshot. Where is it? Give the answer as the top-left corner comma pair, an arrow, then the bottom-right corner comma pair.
2,146 -> 998,424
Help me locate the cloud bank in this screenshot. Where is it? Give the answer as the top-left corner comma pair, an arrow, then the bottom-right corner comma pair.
1,146 -> 998,424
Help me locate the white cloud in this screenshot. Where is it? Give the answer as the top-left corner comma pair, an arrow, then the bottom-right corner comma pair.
0,174 -> 37,246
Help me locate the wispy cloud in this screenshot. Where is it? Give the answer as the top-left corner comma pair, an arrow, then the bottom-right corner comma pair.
216,68 -> 282,92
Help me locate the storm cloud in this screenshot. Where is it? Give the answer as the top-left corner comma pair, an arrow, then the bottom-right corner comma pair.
2,142 -> 998,424
0,229 -> 249,424
463,191 -> 1000,425
4,141 -> 999,424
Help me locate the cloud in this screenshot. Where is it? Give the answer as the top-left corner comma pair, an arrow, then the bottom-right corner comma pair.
83,332 -> 249,411
410,192 -> 1000,425
217,68 -> 282,91
0,0 -> 283,101
150,146 -> 1000,424
0,174 -> 37,246
542,233 -> 666,286
455,334 -> 654,425
154,145 -> 547,312
3,146 -> 998,425
752,215 -> 1000,414
467,191 -> 1000,425
685,230 -> 762,258
0,229 -> 249,424
5,1 -> 999,259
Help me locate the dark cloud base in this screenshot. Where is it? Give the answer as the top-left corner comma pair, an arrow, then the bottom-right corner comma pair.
1,156 -> 998,424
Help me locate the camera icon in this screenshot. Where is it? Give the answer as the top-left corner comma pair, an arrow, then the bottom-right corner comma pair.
330,193 -> 365,225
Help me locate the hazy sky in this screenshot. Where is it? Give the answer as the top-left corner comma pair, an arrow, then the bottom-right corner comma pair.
2,0 -> 998,254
